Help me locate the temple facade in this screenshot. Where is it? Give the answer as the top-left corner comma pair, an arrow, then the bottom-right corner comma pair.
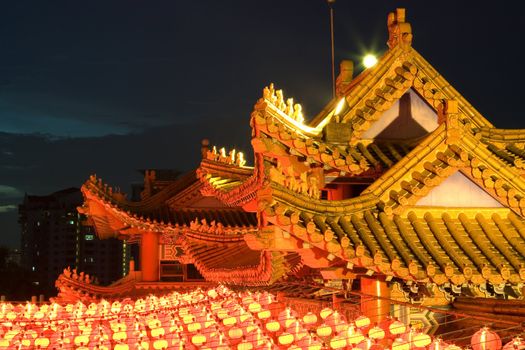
64,8 -> 525,327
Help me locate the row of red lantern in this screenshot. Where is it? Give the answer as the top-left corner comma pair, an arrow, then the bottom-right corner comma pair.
0,285 -> 516,350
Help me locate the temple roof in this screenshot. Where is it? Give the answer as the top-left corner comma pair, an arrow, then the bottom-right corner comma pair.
80,171 -> 257,239
79,8 -> 525,290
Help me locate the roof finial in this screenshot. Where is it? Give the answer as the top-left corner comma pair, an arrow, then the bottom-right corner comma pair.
387,8 -> 412,49
201,138 -> 210,159
335,60 -> 353,97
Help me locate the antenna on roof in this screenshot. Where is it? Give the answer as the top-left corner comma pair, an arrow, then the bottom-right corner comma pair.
327,0 -> 336,99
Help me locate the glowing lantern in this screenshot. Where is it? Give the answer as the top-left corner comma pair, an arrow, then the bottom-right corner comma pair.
347,325 -> 366,345
74,334 -> 90,346
316,323 -> 333,338
303,312 -> 318,328
207,289 -> 218,298
178,307 -> 189,317
265,320 -> 281,333
111,301 -> 122,314
222,316 -> 237,327
19,336 -> 34,348
111,321 -> 126,331
114,344 -> 129,350
444,346 -> 462,350
329,334 -> 347,349
4,329 -> 19,340
361,340 -> 385,350
326,311 -> 347,333
238,312 -> 251,324
150,327 -> 165,338
355,315 -> 371,329
248,302 -> 262,313
413,333 -> 432,348
228,327 -> 244,340
244,323 -> 258,336
429,338 -> 449,350
356,338 -> 374,350
33,310 -> 45,320
471,327 -> 502,350
388,319 -> 407,337
297,335 -> 323,350
217,309 -> 229,320
257,309 -> 271,320
246,327 -> 266,346
286,320 -> 308,341
186,321 -> 201,333
307,344 -> 323,350
278,332 -> 295,347
34,336 -> 50,348
203,319 -> 216,330
191,333 -> 207,347
238,340 -> 254,350
503,337 -> 525,350
278,307 -> 297,328
368,325 -> 385,340
260,293 -> 274,306
320,307 -> 333,320
208,332 -> 228,349
392,338 -> 410,350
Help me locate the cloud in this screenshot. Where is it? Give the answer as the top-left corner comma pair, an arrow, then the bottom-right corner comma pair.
0,185 -> 23,199
0,204 -> 17,213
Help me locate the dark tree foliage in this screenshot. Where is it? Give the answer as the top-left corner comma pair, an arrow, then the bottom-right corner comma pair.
0,246 -> 38,301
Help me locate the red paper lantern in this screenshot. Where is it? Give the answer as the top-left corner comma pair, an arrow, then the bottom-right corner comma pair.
316,323 -> 333,338
368,325 -> 385,340
392,338 -> 410,350
329,334 -> 347,349
278,332 -> 295,347
471,327 -> 502,350
355,315 -> 371,330
428,338 -> 449,350
302,312 -> 318,328
347,326 -> 365,345
503,337 -> 525,350
320,307 -> 333,320
413,333 -> 432,348
388,319 -> 406,338
444,345 -> 462,350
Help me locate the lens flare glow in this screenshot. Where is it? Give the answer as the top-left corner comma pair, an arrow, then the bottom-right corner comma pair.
334,98 -> 346,115
363,54 -> 378,68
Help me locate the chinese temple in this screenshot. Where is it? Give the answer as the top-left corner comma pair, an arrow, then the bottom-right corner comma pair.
59,8 -> 525,331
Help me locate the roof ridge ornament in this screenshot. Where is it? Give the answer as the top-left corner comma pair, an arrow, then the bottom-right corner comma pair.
438,99 -> 461,144
335,60 -> 353,97
262,83 -> 305,124
387,8 -> 413,49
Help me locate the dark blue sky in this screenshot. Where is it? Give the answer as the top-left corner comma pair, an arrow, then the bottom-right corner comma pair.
1,1 -> 525,247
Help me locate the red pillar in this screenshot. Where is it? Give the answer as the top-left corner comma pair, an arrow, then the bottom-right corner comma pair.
140,231 -> 159,282
360,277 -> 390,323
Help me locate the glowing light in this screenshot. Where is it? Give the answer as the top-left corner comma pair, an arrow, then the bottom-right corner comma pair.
334,98 -> 346,115
363,54 -> 378,68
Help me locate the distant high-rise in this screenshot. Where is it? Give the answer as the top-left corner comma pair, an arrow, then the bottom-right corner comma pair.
18,188 -> 129,297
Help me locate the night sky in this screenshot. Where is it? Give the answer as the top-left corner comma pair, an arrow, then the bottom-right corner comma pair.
1,1 -> 524,247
